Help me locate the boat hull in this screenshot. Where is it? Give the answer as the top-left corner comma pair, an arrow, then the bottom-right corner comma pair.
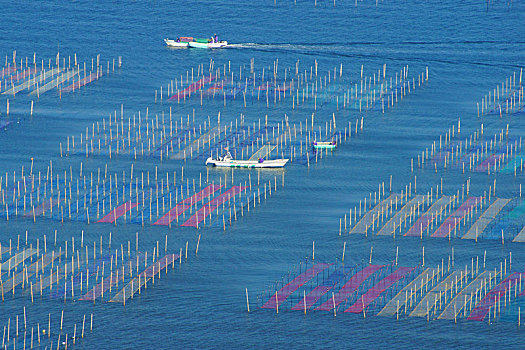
206,157 -> 288,168
313,141 -> 336,149
188,41 -> 228,49
164,38 -> 189,48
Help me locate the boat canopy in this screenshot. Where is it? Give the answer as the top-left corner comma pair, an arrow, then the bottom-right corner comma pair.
193,38 -> 210,43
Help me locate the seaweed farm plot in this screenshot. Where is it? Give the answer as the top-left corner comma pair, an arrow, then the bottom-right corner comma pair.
0,51 -> 121,99
257,259 -> 421,316
156,59 -> 344,110
0,164 -> 285,229
174,173 -> 289,230
478,68 -> 524,117
261,0 -> 386,8
258,256 -> 525,324
338,177 -> 525,242
154,59 -> 429,119
412,123 -> 525,175
394,258 -> 524,324
61,108 -> 216,160
468,198 -> 525,242
317,65 -> 429,114
61,107 -> 363,166
0,235 -> 183,306
1,310 -> 94,349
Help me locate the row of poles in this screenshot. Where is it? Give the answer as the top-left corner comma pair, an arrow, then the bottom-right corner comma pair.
0,232 -> 186,302
276,0 -> 384,7
478,68 -> 523,117
61,109 -> 361,165
1,50 -> 121,117
254,244 -> 522,326
2,310 -> 93,350
341,174 -> 519,241
413,122 -> 523,175
154,59 -> 428,117
0,156 -> 288,229
155,59 -> 334,108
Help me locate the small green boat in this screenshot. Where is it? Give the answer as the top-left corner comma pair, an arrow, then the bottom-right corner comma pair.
188,38 -> 228,49
313,141 -> 336,149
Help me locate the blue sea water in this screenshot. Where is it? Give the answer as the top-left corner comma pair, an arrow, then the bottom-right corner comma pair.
0,0 -> 525,348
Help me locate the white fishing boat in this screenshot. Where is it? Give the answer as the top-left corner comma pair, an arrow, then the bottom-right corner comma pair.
164,37 -> 193,48
206,154 -> 288,168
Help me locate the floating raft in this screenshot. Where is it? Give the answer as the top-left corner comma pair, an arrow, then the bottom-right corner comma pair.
11,67 -> 39,82
457,142 -> 484,167
475,150 -> 505,172
29,68 -> 79,96
28,197 -> 62,217
405,196 -> 453,236
377,195 -> 425,236
462,198 -> 511,240
467,272 -> 524,321
62,72 -> 100,92
51,255 -> 111,298
438,271 -> 491,320
489,199 -> 525,239
1,67 -> 43,95
345,266 -> 415,313
249,144 -> 277,161
0,248 -> 38,283
316,264 -> 384,311
153,184 -> 223,225
169,74 -> 216,101
0,248 -> 38,277
290,264 -> 355,310
410,270 -> 463,317
97,201 -> 138,223
261,263 -> 331,310
504,199 -> 525,220
512,226 -> 525,242
79,265 -> 129,301
378,268 -> 438,317
170,126 -> 224,160
5,252 -> 60,294
350,194 -> 401,234
35,257 -> 78,293
431,197 -> 482,238
500,154 -> 525,174
4,73 -> 38,95
109,254 -> 179,303
181,185 -> 246,227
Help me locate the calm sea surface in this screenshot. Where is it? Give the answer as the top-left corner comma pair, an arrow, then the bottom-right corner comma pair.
0,1 -> 525,348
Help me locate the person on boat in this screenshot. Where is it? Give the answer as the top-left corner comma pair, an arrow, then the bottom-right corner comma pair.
214,34 -> 218,43
223,147 -> 232,159
176,37 -> 180,42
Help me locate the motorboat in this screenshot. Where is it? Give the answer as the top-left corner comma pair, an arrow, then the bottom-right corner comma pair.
205,154 -> 288,168
188,38 -> 228,49
164,37 -> 193,48
313,140 -> 336,149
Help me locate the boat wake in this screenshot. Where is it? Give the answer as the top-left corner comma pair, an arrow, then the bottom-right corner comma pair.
226,42 -> 372,57
227,42 -> 328,51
